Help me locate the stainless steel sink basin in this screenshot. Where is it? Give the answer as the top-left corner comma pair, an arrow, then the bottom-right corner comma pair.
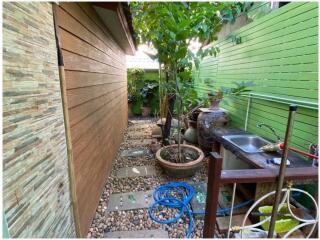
222,134 -> 271,153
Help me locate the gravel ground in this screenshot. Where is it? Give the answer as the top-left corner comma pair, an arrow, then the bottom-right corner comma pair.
87,118 -> 217,238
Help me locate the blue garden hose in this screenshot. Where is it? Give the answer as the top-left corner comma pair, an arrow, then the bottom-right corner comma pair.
148,182 -> 195,237
148,182 -> 253,238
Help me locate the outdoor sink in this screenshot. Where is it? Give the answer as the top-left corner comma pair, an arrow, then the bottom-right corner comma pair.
222,134 -> 271,153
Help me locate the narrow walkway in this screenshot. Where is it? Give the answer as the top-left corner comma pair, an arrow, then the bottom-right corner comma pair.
87,118 -> 212,238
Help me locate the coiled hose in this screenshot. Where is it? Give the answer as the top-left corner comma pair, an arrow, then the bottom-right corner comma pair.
148,182 -> 253,238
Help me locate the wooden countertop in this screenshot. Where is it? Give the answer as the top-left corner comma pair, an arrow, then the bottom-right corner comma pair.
212,128 -> 312,170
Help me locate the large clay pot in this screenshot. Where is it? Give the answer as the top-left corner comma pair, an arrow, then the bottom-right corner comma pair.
184,120 -> 198,144
197,108 -> 229,152
156,118 -> 185,129
156,144 -> 204,178
209,99 -> 221,109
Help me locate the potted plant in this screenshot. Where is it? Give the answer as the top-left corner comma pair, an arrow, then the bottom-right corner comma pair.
207,89 -> 223,109
140,82 -> 158,117
155,143 -> 204,178
207,81 -> 256,109
198,81 -> 255,151
131,2 -> 245,178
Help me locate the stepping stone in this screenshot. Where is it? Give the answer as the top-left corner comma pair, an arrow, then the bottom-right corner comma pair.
116,165 -> 156,178
188,182 -> 207,219
107,190 -> 154,211
234,230 -> 268,238
127,133 -> 152,139
130,139 -> 153,146
120,148 -> 150,158
188,182 -> 250,219
104,229 -> 169,238
129,123 -> 152,128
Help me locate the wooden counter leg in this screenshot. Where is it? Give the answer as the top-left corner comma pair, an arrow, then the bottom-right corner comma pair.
203,152 -> 223,238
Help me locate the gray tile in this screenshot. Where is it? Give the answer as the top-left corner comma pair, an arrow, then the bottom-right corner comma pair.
188,182 -> 207,219
116,165 -> 156,178
104,229 -> 169,238
120,148 -> 150,158
129,139 -> 153,146
234,230 -> 268,238
107,190 -> 154,212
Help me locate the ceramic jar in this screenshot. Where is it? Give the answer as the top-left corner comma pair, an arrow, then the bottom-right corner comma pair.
197,108 -> 229,152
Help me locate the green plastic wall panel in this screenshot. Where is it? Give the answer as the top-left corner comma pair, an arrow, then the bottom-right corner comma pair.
3,214 -> 9,239
193,2 -> 318,152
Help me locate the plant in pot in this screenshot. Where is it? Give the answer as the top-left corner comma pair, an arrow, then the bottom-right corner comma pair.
131,2 -> 245,178
140,82 -> 159,117
207,81 -> 256,109
179,84 -> 210,145
207,89 -> 224,109
198,81 -> 256,152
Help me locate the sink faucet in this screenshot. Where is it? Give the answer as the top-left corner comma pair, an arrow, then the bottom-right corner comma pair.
256,123 -> 282,142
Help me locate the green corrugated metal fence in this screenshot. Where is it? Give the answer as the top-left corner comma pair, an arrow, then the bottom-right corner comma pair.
193,2 -> 318,152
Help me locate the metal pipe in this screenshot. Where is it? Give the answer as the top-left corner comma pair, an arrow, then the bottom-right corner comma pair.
257,123 -> 282,142
244,93 -> 317,110
244,91 -> 317,133
244,93 -> 252,131
267,104 -> 298,238
227,183 -> 237,238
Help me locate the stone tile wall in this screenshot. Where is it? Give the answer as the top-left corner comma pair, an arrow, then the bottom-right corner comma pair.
3,2 -> 75,237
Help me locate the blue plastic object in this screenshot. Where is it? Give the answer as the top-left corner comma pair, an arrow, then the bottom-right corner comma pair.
148,182 -> 194,237
148,182 -> 253,238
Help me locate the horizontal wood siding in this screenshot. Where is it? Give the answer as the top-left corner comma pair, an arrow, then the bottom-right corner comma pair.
194,2 -> 318,151
56,2 -> 128,236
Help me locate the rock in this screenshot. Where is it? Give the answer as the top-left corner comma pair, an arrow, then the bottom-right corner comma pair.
133,219 -> 139,225
86,119 -> 208,239
197,222 -> 204,230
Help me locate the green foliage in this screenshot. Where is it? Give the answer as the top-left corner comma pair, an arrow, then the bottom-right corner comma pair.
128,68 -> 145,103
140,82 -> 159,106
222,81 -> 256,95
178,82 -> 209,114
127,69 -> 160,115
131,2 -> 236,74
131,2 -> 245,91
219,2 -> 250,23
130,2 -> 247,122
208,81 -> 256,100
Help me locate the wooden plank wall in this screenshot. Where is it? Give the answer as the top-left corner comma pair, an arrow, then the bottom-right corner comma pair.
194,2 -> 318,151
55,2 -> 128,236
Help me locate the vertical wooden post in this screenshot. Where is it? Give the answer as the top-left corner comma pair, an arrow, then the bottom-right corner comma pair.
203,152 -> 223,238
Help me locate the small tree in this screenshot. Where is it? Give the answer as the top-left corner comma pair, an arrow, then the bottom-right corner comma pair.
131,2 -> 244,161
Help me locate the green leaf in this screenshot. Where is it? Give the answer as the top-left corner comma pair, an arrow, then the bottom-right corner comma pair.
176,46 -> 187,59
169,31 -> 176,41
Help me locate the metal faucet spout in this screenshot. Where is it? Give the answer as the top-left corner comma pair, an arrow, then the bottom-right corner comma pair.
256,123 -> 282,142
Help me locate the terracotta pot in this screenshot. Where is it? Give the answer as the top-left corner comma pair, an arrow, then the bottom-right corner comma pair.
156,144 -> 204,178
141,106 -> 151,117
209,98 -> 221,109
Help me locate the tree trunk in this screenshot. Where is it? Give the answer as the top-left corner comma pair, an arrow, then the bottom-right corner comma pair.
163,93 -> 176,145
